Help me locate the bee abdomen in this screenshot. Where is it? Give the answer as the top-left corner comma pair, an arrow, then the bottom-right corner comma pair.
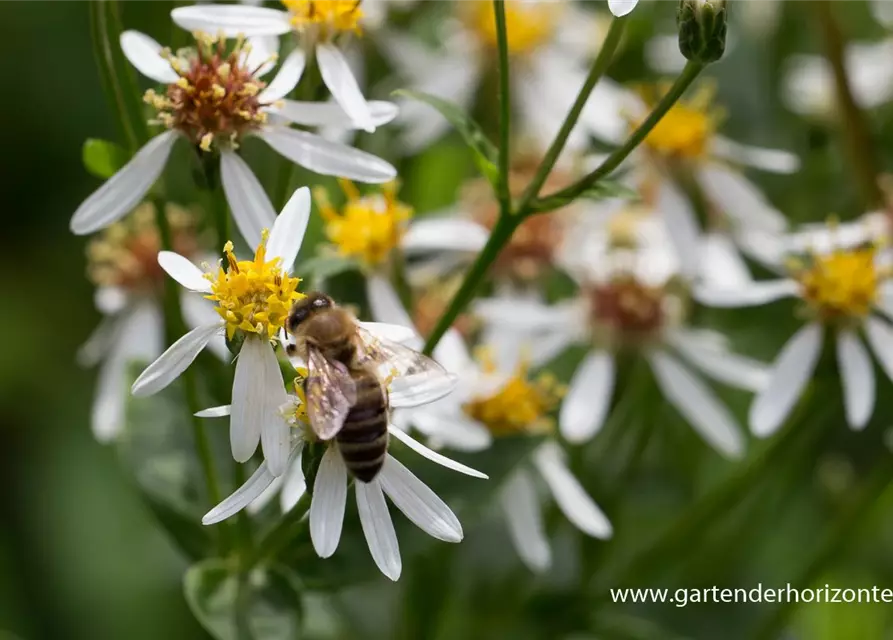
337,373 -> 389,482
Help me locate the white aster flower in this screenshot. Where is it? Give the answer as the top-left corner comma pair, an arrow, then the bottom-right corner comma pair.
131,188 -> 312,476
70,30 -> 395,247
782,39 -> 893,119
171,1 -> 388,132
696,219 -> 893,436
380,0 -> 634,153
477,207 -> 768,458
622,82 -> 799,282
78,202 -> 226,442
200,352 -> 487,582
391,329 -> 611,572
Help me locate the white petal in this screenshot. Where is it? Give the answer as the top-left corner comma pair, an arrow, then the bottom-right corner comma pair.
170,5 -> 291,36
245,35 -> 279,77
316,43 -> 374,132
158,252 -> 211,292
402,218 -> 490,254
120,30 -> 178,83
648,350 -> 745,459
533,442 -> 613,538
699,164 -> 788,232
657,180 -> 702,280
202,461 -> 276,525
711,137 -> 800,174
77,313 -> 121,367
232,337 -> 283,467
865,315 -> 893,383
356,480 -> 402,581
70,132 -> 178,235
180,293 -> 229,362
92,337 -> 128,442
699,233 -> 753,289
195,405 -> 231,418
837,330 -> 875,430
607,0 -> 639,17
560,350 -> 615,444
95,286 -> 129,315
131,322 -> 221,396
366,274 -> 412,327
220,150 -> 277,248
667,329 -> 770,392
388,425 -> 488,479
472,298 -> 582,333
275,100 -> 398,129
267,186 -> 310,273
694,279 -> 800,308
257,126 -> 396,183
379,454 -> 463,543
750,323 -> 823,437
500,468 -> 551,572
402,409 -> 492,452
310,447 -> 348,558
247,475 -> 283,515
280,448 -> 307,512
258,49 -> 306,103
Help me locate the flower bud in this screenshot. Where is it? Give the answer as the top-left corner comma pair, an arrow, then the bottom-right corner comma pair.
677,0 -> 727,65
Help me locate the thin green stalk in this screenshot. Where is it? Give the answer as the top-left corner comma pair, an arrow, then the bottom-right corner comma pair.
154,201 -> 229,552
246,493 -> 312,568
422,214 -> 519,355
534,61 -> 705,210
107,0 -> 150,145
754,461 -> 893,639
517,16 -> 628,214
392,250 -> 414,312
493,0 -> 511,211
89,1 -> 138,152
814,0 -> 883,209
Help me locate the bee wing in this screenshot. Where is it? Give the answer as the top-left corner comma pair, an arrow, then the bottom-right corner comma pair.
306,346 -> 357,440
354,325 -> 457,408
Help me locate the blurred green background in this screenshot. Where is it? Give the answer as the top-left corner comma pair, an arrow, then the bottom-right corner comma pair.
4,2 -> 893,639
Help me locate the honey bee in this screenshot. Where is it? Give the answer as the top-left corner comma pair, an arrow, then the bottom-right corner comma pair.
286,292 -> 454,482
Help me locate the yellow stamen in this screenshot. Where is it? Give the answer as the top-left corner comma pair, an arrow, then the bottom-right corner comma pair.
635,82 -> 723,160
206,231 -> 304,340
463,0 -> 561,56
319,180 -> 413,268
794,242 -> 888,320
282,0 -> 364,38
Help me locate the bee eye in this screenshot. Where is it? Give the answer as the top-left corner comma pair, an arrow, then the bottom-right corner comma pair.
288,307 -> 308,329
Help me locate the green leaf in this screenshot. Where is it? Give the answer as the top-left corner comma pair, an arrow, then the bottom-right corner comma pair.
531,179 -> 636,214
82,138 -> 128,179
393,89 -> 500,186
184,560 -> 303,640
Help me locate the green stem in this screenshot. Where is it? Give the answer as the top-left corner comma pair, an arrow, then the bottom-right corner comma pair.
246,492 -> 312,568
422,214 -> 519,355
534,61 -> 705,211
154,201 -> 229,552
493,0 -> 511,211
107,0 -> 150,145
814,0 -> 883,209
89,1 -> 138,152
274,50 -> 318,209
517,16 -> 628,214
392,251 -> 414,313
203,157 -> 231,256
754,461 -> 893,639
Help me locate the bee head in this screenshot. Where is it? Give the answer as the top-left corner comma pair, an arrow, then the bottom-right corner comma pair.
287,291 -> 334,333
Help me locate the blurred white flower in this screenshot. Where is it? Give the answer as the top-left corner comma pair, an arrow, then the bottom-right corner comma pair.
781,39 -> 893,119
696,217 -> 893,435
171,1 -> 389,132
78,202 -> 226,442
199,356 -> 487,583
390,329 -> 612,572
621,82 -> 799,279
130,188 -> 311,476
381,1 -> 634,153
476,206 -> 766,458
70,30 -> 395,246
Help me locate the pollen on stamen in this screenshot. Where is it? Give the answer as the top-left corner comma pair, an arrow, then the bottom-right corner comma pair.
147,31 -> 271,152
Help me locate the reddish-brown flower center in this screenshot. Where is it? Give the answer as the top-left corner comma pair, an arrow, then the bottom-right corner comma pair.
587,276 -> 667,343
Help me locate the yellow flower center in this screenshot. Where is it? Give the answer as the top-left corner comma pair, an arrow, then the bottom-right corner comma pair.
206,231 -> 304,340
87,202 -> 199,292
317,180 -> 412,268
463,349 -> 563,436
144,33 -> 272,152
793,245 -> 887,320
637,83 -> 722,160
464,0 -> 560,56
282,0 -> 364,38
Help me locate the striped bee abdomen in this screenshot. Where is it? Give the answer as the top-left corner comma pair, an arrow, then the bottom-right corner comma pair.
336,370 -> 389,482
